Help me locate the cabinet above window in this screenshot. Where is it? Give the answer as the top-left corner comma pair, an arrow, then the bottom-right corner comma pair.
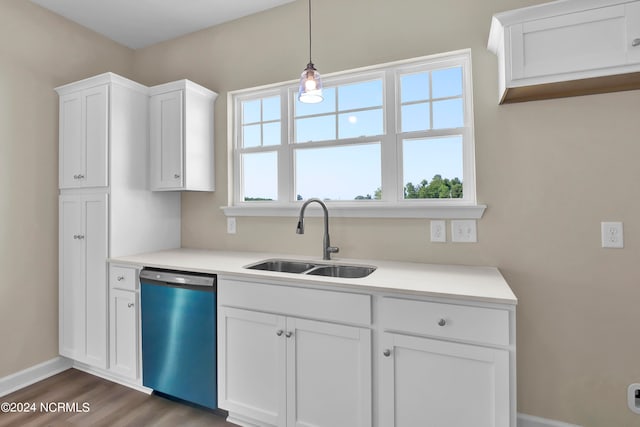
488,0 -> 640,104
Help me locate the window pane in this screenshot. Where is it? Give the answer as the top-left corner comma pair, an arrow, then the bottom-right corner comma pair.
242,99 -> 260,124
295,87 -> 336,117
242,152 -> 277,201
263,122 -> 280,146
338,80 -> 383,111
295,144 -> 381,201
432,67 -> 462,99
262,96 -> 281,121
400,72 -> 430,103
295,115 -> 335,142
402,136 -> 463,199
433,98 -> 463,129
242,124 -> 261,148
338,108 -> 383,139
401,103 -> 430,132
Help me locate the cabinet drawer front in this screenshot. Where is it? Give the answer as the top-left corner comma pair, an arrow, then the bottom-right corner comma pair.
219,279 -> 371,326
381,298 -> 509,346
110,265 -> 137,291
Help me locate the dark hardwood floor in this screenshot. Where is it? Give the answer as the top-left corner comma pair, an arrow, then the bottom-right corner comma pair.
0,369 -> 237,427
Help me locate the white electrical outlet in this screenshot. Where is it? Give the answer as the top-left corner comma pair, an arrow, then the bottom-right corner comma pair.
451,220 -> 477,243
227,217 -> 237,234
628,383 -> 640,414
430,220 -> 446,242
601,221 -> 623,248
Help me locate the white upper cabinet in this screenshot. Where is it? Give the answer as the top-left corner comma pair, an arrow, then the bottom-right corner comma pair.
59,84 -> 108,188
149,80 -> 217,191
488,0 -> 640,103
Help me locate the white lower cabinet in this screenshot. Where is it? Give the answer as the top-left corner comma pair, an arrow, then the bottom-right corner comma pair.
218,298 -> 372,427
59,193 -> 108,368
380,333 -> 510,427
108,264 -> 140,381
218,277 -> 515,427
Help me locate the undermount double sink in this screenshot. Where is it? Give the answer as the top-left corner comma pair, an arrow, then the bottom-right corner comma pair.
245,259 -> 377,279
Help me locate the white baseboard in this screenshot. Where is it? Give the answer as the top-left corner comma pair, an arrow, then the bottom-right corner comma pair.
518,413 -> 583,427
0,356 -> 73,397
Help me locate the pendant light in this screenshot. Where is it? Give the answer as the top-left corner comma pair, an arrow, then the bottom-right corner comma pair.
298,0 -> 323,103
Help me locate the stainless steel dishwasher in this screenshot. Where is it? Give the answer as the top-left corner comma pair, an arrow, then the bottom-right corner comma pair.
139,268 -> 217,410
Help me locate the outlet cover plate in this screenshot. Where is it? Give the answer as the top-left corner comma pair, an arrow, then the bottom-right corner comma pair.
430,220 -> 446,242
227,217 -> 237,234
601,221 -> 623,248
451,220 -> 477,243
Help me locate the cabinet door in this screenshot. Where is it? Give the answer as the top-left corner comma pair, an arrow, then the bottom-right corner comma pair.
510,5 -> 627,81
58,193 -> 108,368
627,2 -> 640,64
110,289 -> 138,379
83,85 -> 109,188
59,85 -> 108,189
380,333 -> 510,427
83,193 -> 108,368
218,307 -> 286,426
150,90 -> 184,190
59,196 -> 85,359
287,318 -> 372,427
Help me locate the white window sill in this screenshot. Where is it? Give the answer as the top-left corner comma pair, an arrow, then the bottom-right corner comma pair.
221,203 -> 486,219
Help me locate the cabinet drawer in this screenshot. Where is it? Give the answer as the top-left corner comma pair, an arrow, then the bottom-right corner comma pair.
219,278 -> 371,326
109,265 -> 137,291
381,298 -> 509,346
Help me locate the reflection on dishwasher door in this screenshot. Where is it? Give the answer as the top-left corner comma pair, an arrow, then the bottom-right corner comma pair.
140,268 -> 217,410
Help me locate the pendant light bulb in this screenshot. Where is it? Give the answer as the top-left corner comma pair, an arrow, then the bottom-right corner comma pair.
298,0 -> 323,104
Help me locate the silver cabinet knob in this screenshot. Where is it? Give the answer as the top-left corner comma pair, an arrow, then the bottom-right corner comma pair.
285,331 -> 293,338
77,174 -> 84,179
632,38 -> 640,47
276,330 -> 284,336
73,174 -> 78,179
174,174 -> 180,179
117,275 -> 125,281
77,234 -> 84,240
438,318 -> 447,327
383,349 -> 391,357
127,303 -> 134,308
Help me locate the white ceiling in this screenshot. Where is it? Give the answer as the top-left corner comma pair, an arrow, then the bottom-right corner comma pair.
30,0 -> 297,49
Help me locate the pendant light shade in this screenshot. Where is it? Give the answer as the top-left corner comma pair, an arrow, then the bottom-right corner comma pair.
298,0 -> 323,103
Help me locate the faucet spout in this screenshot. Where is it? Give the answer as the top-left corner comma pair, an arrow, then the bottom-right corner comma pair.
296,198 -> 339,260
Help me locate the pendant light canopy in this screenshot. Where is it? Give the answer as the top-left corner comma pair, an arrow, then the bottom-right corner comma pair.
298,0 -> 323,103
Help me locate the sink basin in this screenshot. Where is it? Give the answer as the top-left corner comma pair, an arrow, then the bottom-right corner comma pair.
244,259 -> 377,279
246,259 -> 316,274
306,264 -> 377,279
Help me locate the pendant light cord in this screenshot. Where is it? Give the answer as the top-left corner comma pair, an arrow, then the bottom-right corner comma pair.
308,0 -> 312,64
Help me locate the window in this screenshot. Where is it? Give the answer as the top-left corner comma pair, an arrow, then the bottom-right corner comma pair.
226,49 -> 484,218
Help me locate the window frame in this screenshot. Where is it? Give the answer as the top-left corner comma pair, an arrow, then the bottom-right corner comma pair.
225,49 -> 486,219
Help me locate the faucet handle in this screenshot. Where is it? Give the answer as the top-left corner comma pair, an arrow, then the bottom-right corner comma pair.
328,246 -> 339,254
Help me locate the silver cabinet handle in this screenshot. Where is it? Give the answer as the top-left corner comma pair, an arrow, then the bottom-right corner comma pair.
77,174 -> 84,179
73,234 -> 85,240
127,303 -> 134,308
383,349 -> 391,357
438,318 -> 447,327
285,331 -> 293,338
174,174 -> 180,179
117,275 -> 125,281
276,330 -> 284,336
632,38 -> 640,47
73,174 -> 78,179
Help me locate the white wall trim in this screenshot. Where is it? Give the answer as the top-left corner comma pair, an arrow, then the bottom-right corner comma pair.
0,357 -> 73,397
518,413 -> 584,427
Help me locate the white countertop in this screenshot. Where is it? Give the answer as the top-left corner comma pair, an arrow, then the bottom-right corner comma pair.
110,248 -> 517,305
